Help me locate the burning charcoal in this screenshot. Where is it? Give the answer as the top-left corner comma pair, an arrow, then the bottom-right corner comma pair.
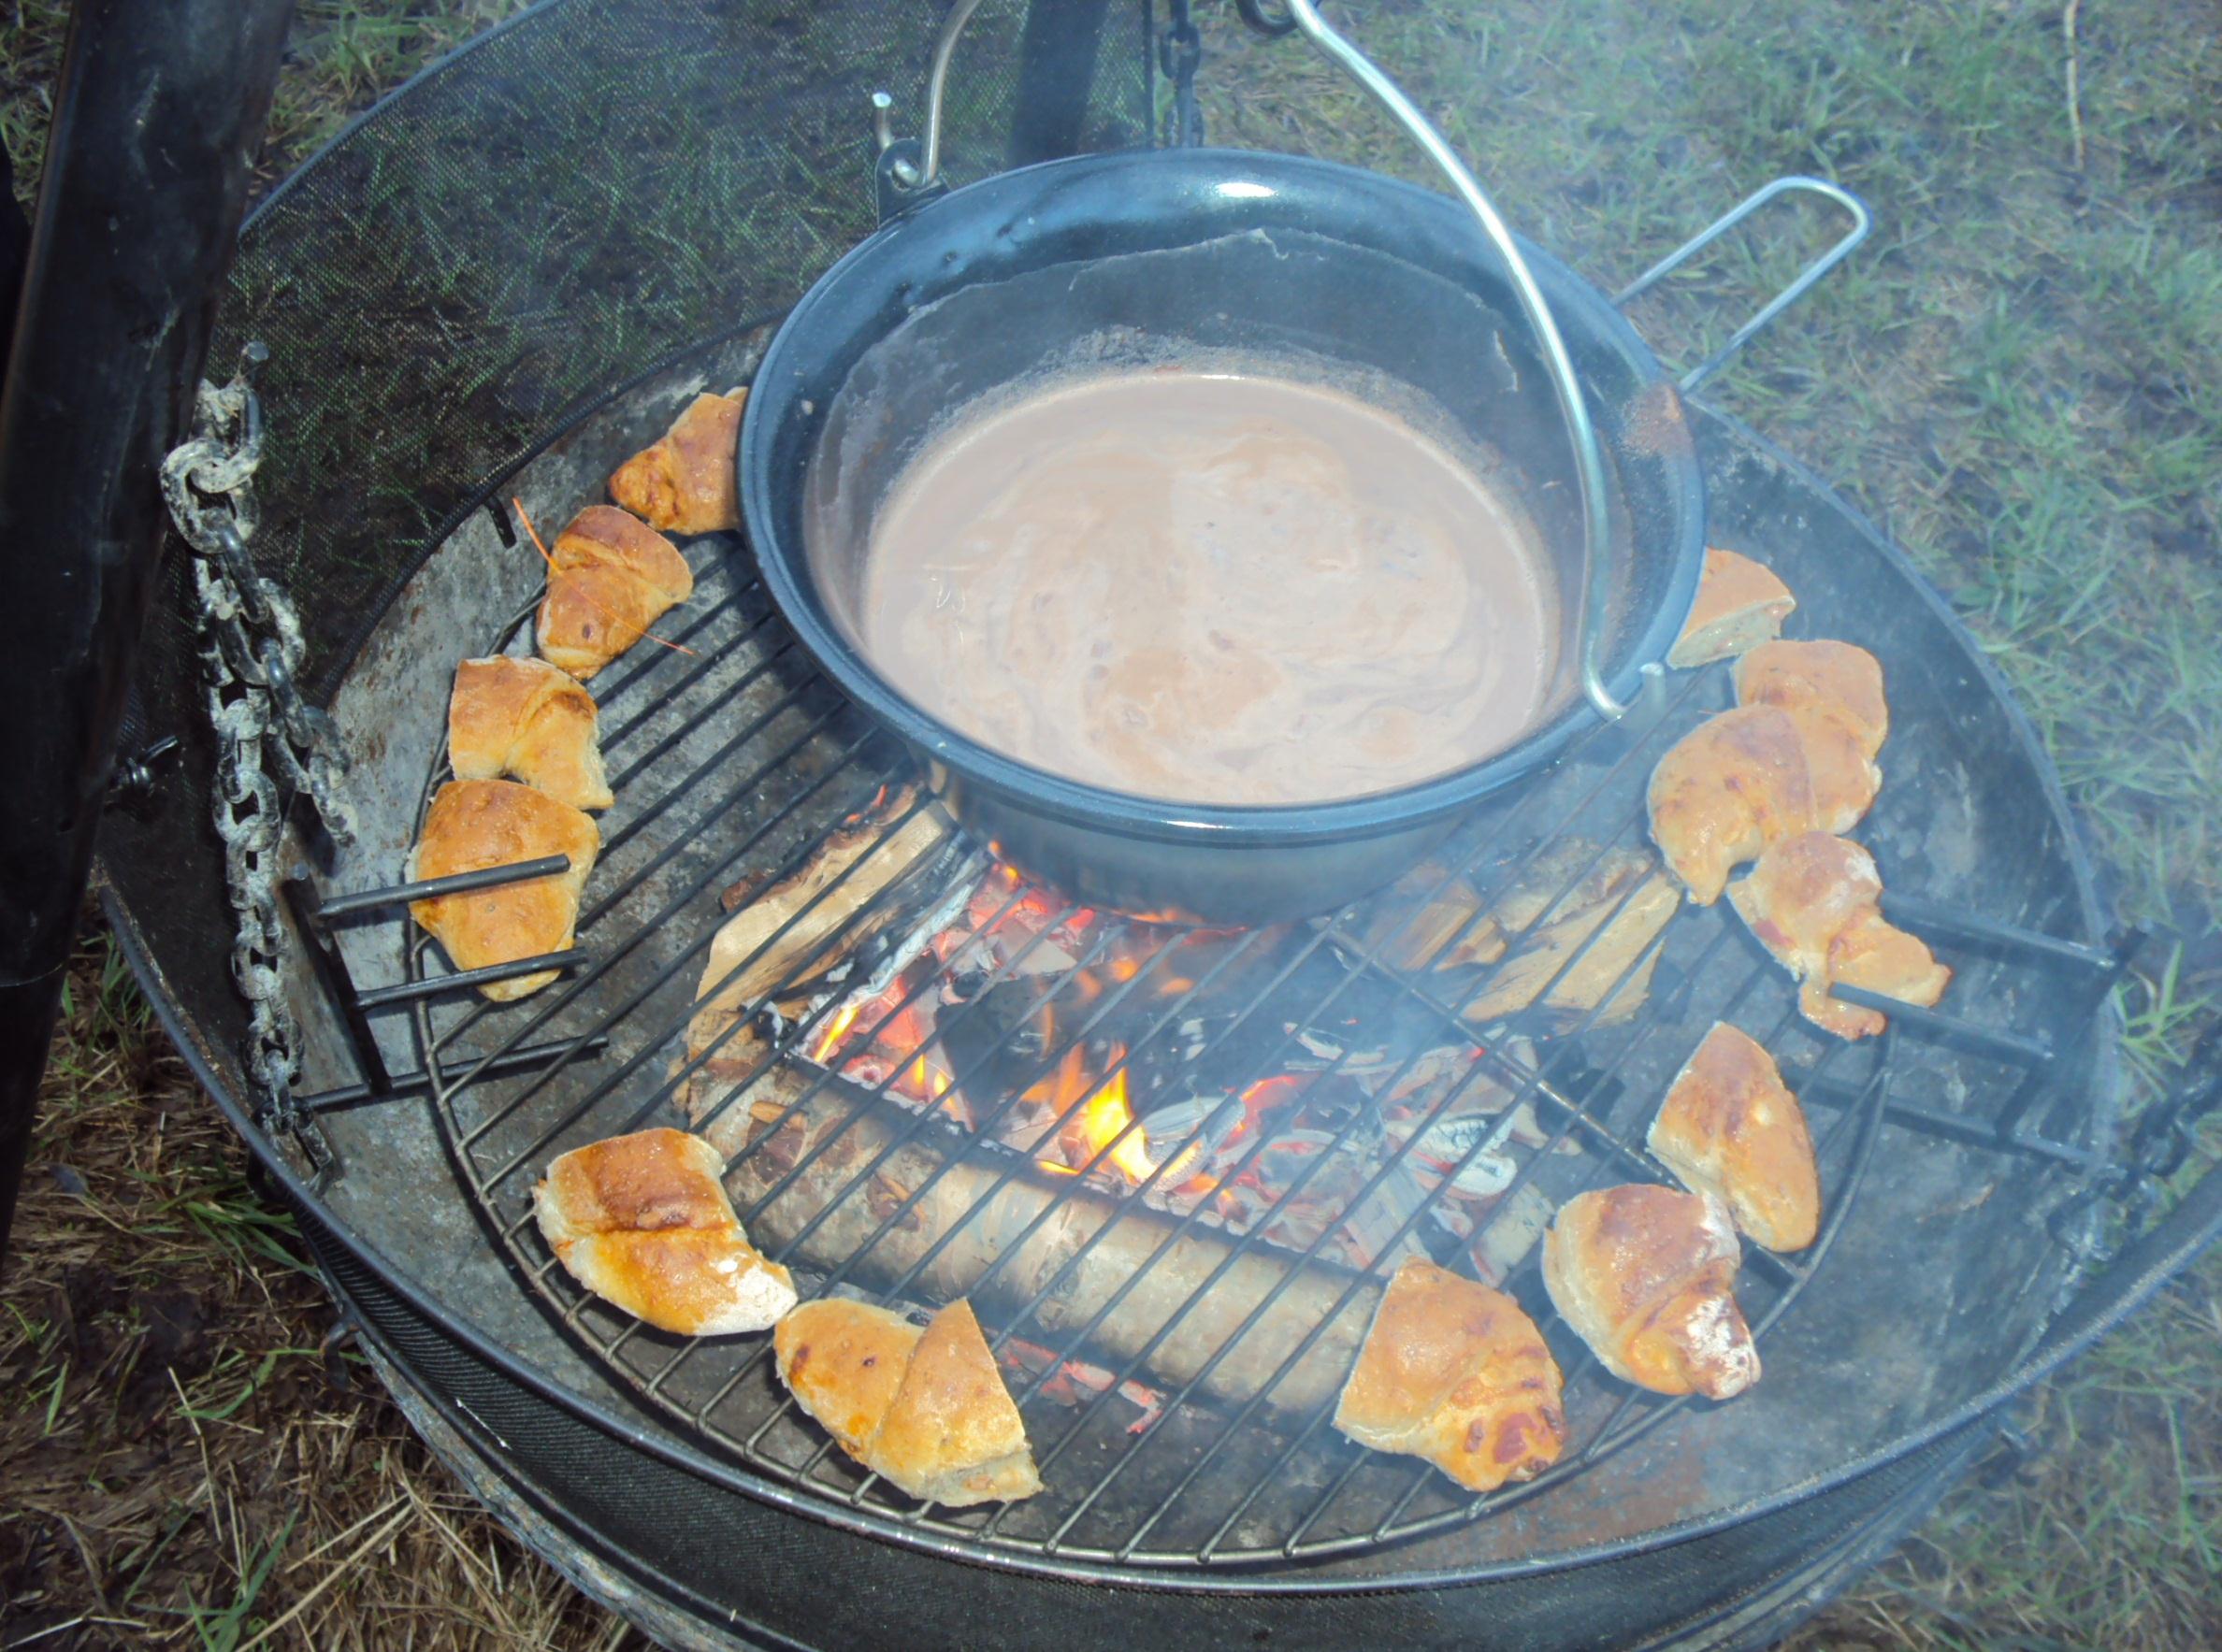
935,978 -> 1054,1098
1397,1114 -> 1520,1199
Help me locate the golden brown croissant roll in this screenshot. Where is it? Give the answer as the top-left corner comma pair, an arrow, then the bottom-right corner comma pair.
1542,1185 -> 1759,1401
775,1297 -> 1042,1506
1773,700 -> 1881,835
1646,705 -> 1818,904
609,389 -> 746,535
537,505 -> 695,680
773,1299 -> 919,1461
448,655 -> 614,812
1735,639 -> 1888,761
1726,831 -> 1951,1040
534,1128 -> 795,1337
1666,548 -> 1796,668
1648,1023 -> 1821,1252
1334,1258 -> 1566,1492
410,778 -> 599,1000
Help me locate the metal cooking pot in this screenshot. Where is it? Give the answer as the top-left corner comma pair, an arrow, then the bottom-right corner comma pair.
741,1 -> 1866,925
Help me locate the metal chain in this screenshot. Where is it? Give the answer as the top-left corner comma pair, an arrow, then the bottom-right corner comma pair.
160,345 -> 354,1149
1162,0 -> 1205,149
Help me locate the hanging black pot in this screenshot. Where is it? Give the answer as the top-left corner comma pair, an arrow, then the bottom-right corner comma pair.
740,1 -> 1863,925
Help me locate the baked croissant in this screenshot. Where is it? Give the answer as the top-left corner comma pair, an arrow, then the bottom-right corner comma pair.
410,778 -> 599,1000
537,505 -> 695,680
1334,1258 -> 1566,1492
1666,547 -> 1796,668
1646,705 -> 1817,904
1735,639 -> 1888,760
534,1128 -> 795,1337
775,1297 -> 1042,1506
448,655 -> 614,812
1648,1023 -> 1821,1252
609,389 -> 746,535
1542,1185 -> 1759,1400
1726,831 -> 1951,1040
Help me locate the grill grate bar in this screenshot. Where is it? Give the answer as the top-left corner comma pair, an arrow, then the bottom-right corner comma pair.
401,535 -> 2111,1566
471,782 -> 934,1188
1057,879 -> 1744,1555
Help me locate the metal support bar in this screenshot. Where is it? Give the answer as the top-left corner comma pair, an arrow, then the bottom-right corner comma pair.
0,0 -> 296,1259
296,1036 -> 612,1113
1827,984 -> 2056,1067
315,853 -> 577,920
1884,892 -> 2136,973
355,952 -> 589,1010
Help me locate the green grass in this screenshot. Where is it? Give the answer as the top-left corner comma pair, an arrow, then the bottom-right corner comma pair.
1202,2 -> 2222,1643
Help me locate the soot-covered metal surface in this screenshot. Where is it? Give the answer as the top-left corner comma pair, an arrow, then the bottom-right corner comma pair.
251,337 -> 2119,1582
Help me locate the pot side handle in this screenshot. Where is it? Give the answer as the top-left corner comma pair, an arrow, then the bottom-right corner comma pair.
1613,176 -> 1873,394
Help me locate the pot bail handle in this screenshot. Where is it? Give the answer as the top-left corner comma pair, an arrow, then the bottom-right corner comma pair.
1282,0 -> 1626,721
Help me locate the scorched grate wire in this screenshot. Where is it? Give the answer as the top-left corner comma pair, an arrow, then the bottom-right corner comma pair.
382,509 -> 2093,1568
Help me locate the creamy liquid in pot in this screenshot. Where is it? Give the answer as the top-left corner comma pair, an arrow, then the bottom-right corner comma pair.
857,371 -> 1556,806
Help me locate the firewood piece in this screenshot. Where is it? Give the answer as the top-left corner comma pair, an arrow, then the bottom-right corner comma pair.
1460,848 -> 1681,1027
684,789 -> 952,1069
725,1062 -> 1378,1418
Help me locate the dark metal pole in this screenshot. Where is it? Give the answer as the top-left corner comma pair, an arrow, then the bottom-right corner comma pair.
1007,0 -> 1118,166
0,0 -> 296,1262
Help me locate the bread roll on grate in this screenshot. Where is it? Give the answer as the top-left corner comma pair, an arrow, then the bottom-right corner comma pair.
609,389 -> 746,536
1666,548 -> 1796,668
1647,705 -> 1818,904
534,1128 -> 794,1337
448,655 -> 613,812
774,1297 -> 1042,1507
1334,1258 -> 1566,1492
1727,831 -> 1950,1040
1542,1185 -> 1759,1401
1735,639 -> 1888,760
537,505 -> 694,680
1648,1024 -> 1821,1253
409,778 -> 599,1000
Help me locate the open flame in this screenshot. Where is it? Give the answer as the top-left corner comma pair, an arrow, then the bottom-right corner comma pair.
1074,1063 -> 1156,1184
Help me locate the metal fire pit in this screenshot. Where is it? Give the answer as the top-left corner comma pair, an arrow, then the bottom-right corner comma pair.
90,1 -> 2222,1646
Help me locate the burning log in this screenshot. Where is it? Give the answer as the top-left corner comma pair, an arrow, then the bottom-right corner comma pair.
1351,842 -> 1678,1027
726,1061 -> 1379,1418
680,789 -> 952,1109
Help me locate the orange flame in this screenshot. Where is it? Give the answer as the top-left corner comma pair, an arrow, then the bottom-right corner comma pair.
809,1001 -> 861,1066
1075,1063 -> 1156,1185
